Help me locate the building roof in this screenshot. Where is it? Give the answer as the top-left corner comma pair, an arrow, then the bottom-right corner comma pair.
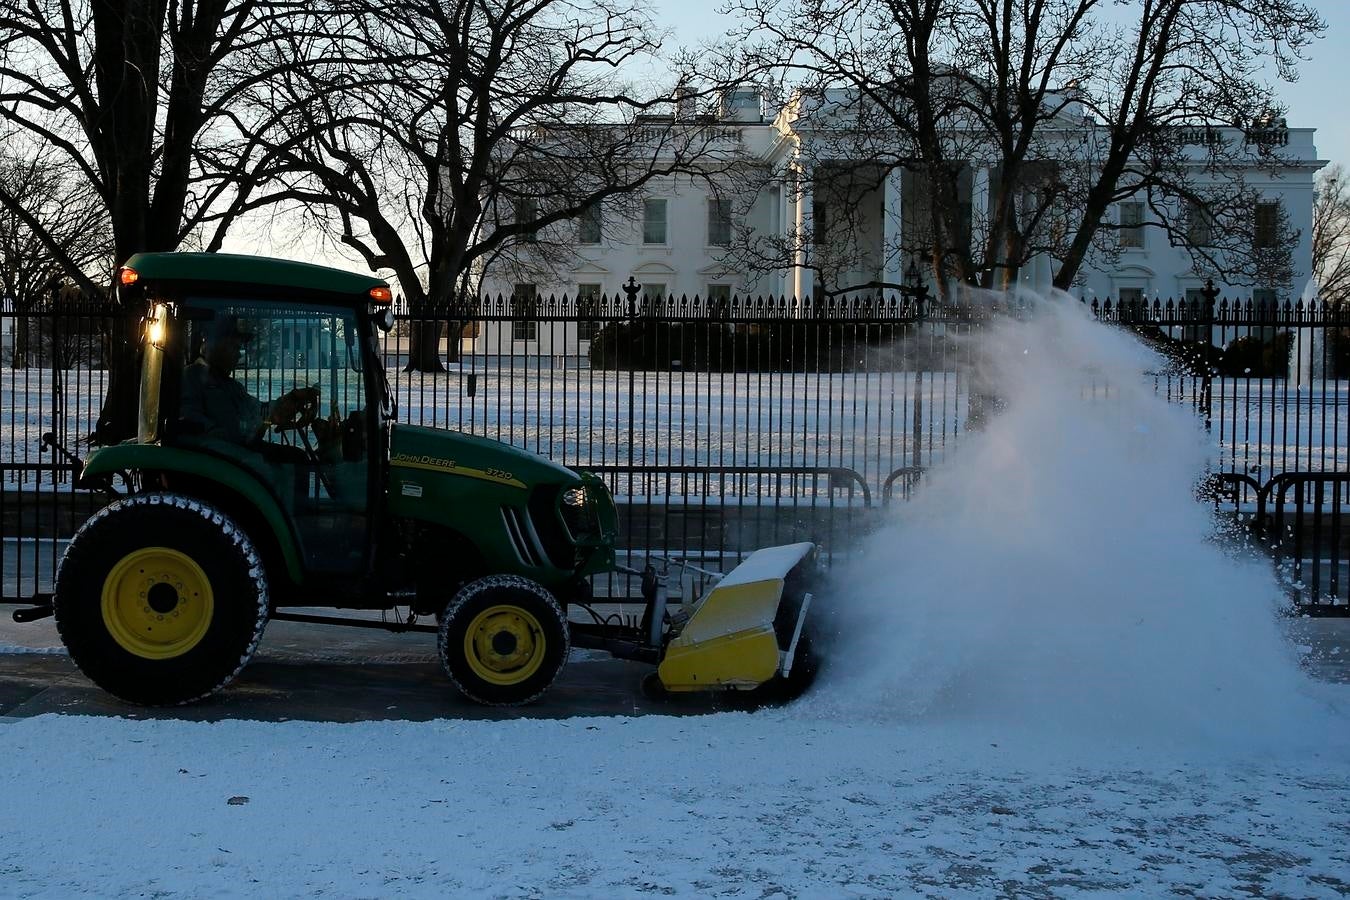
123,252 -> 388,298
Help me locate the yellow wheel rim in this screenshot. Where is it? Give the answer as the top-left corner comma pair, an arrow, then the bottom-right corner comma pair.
462,604 -> 547,686
100,547 -> 215,660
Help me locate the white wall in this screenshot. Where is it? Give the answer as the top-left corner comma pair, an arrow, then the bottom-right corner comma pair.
481,120 -> 1324,354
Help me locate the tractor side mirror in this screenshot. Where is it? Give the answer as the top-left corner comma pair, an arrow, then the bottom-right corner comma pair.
374,308 -> 394,333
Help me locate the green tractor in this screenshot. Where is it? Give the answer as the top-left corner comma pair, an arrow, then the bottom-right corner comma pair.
28,253 -> 819,706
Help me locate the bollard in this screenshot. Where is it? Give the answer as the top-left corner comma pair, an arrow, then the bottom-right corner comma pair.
466,373 -> 477,397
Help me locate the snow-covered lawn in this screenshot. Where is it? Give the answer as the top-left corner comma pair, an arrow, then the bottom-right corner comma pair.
1,709 -> 1347,897
4,369 -> 1347,493
3,306 -> 1350,897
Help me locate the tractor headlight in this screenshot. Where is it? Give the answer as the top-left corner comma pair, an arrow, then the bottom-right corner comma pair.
146,303 -> 167,347
562,486 -> 586,507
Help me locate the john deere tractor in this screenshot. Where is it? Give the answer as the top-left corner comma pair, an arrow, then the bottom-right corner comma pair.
30,253 -> 818,706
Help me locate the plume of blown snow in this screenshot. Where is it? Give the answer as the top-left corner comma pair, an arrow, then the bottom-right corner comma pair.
807,289 -> 1344,750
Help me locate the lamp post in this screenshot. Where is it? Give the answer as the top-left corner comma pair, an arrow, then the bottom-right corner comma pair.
904,259 -> 926,469
903,259 -> 927,317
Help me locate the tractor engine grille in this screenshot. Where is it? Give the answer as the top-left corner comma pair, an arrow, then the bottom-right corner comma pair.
527,487 -> 581,569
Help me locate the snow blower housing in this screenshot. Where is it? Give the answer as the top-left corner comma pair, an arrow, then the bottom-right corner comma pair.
26,253 -> 819,706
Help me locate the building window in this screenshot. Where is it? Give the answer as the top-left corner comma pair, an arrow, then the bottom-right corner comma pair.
578,205 -> 602,245
1119,201 -> 1144,248
1187,201 -> 1213,247
812,201 -> 829,248
1251,288 -> 1279,341
642,199 -> 667,245
576,282 -> 602,341
517,198 -> 538,244
1254,200 -> 1281,249
1118,287 -> 1144,306
641,282 -> 667,315
707,283 -> 732,303
512,284 -> 537,341
707,197 -> 732,247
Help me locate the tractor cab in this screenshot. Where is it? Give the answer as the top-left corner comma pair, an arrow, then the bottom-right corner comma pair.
119,253 -> 395,583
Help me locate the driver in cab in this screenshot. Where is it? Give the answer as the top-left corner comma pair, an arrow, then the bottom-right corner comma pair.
180,314 -> 318,451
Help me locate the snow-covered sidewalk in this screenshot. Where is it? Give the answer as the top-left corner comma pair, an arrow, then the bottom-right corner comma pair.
2,710 -> 1348,898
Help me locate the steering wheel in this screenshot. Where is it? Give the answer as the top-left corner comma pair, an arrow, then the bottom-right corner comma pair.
270,386 -> 321,433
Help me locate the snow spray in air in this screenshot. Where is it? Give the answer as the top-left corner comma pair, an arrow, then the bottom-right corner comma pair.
810,289 -> 1339,746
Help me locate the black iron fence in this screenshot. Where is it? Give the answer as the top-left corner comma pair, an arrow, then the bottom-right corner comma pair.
2,288 -> 1347,610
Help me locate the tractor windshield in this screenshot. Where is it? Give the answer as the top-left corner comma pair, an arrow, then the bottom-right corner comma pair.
166,297 -> 374,573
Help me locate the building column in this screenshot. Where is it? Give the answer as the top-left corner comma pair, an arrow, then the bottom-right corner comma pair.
777,180 -> 792,298
882,166 -> 904,289
793,161 -> 813,303
970,164 -> 990,263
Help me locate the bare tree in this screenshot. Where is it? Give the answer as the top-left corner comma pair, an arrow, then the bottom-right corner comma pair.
709,0 -> 1322,298
0,151 -> 112,368
0,0 -> 309,440
1053,0 -> 1321,291
228,0 -> 742,371
1313,163 -> 1350,308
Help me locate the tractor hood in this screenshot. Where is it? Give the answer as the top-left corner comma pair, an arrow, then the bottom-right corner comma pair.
388,424 -> 580,491
386,423 -> 617,584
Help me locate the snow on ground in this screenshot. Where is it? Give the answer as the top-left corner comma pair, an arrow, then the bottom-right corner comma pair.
1,709 -> 1348,898
4,368 -> 1347,494
3,297 -> 1349,896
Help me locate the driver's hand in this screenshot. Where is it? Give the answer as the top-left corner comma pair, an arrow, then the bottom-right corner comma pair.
311,410 -> 342,446
270,386 -> 320,429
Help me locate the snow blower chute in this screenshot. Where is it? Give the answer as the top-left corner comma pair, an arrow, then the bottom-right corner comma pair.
656,542 -> 818,693
596,542 -> 821,696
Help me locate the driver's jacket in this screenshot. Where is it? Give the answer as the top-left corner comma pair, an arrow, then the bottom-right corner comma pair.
180,362 -> 268,445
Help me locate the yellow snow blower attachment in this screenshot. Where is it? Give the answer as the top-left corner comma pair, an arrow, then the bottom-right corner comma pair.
655,542 -> 819,694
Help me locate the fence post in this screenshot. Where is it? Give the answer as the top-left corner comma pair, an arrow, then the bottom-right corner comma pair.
905,268 -> 930,468
623,277 -> 641,468
1200,278 -> 1217,430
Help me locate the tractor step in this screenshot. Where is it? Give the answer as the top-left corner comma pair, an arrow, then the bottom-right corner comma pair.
12,604 -> 54,623
270,611 -> 439,633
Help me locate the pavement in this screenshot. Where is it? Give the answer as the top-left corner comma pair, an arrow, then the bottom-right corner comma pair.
1,604 -> 1346,723
0,610 -> 750,723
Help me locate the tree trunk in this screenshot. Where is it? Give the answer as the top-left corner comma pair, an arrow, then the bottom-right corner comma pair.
1053,194 -> 1112,291
94,312 -> 143,445
11,311 -> 30,369
403,319 -> 447,373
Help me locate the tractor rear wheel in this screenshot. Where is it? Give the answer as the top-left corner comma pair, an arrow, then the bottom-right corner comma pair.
53,493 -> 270,705
438,576 -> 568,706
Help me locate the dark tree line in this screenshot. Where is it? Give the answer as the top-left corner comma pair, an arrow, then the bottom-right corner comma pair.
0,0 -> 738,435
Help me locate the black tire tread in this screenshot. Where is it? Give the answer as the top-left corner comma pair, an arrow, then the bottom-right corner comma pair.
437,575 -> 569,707
53,492 -> 270,705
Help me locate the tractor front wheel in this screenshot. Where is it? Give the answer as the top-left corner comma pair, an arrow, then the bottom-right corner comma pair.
438,576 -> 568,706
53,493 -> 270,705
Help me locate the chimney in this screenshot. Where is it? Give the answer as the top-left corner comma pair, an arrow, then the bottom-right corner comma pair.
675,82 -> 696,121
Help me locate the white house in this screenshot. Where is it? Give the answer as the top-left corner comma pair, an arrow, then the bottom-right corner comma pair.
478,87 -> 1325,357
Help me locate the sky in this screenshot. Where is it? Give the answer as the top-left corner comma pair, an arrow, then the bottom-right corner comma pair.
648,0 -> 1350,167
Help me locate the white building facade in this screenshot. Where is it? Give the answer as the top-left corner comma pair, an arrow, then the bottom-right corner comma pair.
478,91 -> 1325,356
